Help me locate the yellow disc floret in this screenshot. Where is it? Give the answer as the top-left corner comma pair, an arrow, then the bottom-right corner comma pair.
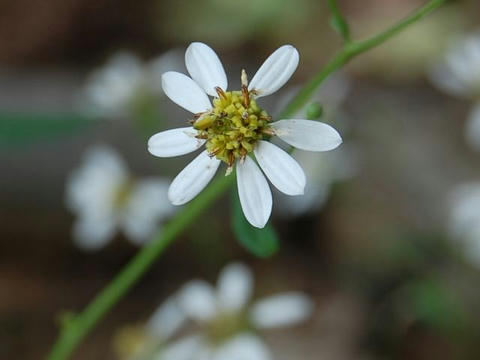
193,71 -> 272,172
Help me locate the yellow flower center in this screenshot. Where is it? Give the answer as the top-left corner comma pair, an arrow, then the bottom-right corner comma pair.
193,71 -> 273,171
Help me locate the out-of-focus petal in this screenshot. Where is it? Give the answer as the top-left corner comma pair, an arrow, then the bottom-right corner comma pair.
250,292 -> 314,329
72,216 -> 116,251
465,103 -> 480,152
65,146 -> 127,214
178,280 -> 217,322
185,42 -> 228,96
162,71 -> 212,113
217,263 -> 254,312
212,334 -> 272,360
146,296 -> 186,341
248,45 -> 299,98
236,156 -> 272,228
161,336 -> 206,360
121,179 -> 174,245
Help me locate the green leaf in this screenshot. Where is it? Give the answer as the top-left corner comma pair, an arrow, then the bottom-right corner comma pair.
231,190 -> 279,258
0,111 -> 96,147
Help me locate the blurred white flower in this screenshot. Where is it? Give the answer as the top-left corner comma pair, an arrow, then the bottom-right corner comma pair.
81,49 -> 184,117
148,42 -> 342,228
429,31 -> 480,151
173,262 -> 314,360
274,74 -> 357,216
448,183 -> 480,267
65,145 -> 175,250
429,31 -> 480,99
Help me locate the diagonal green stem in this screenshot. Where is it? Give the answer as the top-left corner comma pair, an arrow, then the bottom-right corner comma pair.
280,0 -> 447,119
327,0 -> 351,42
47,1 -> 447,358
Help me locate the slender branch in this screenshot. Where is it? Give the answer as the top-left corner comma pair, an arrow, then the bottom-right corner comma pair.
280,0 -> 447,119
327,0 -> 351,42
47,1 -> 447,358
47,174 -> 234,360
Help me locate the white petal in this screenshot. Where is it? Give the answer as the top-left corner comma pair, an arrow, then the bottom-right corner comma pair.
248,45 -> 299,98
121,179 -> 174,245
162,71 -> 212,113
254,140 -> 306,196
72,216 -> 116,251
465,103 -> 480,152
148,127 -> 205,157
66,146 -> 127,214
428,60 -> 470,98
236,156 -> 272,228
185,42 -> 228,96
178,280 -> 217,322
168,150 -> 221,205
161,336 -> 206,360
250,292 -> 314,329
271,119 -> 342,151
146,296 -> 186,340
217,263 -> 253,312
212,334 -> 272,360
126,178 -> 175,218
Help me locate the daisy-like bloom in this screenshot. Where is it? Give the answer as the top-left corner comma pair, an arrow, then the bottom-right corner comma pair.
429,31 -> 480,151
448,183 -> 480,268
173,262 -> 314,360
65,146 -> 175,250
82,49 -> 184,117
113,296 -> 188,360
148,42 -> 343,228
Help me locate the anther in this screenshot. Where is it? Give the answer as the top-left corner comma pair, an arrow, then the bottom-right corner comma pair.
262,128 -> 276,136
241,69 -> 250,108
241,69 -> 249,87
215,87 -> 227,100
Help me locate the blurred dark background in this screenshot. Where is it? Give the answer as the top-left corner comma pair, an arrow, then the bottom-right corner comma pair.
2,0 -> 480,359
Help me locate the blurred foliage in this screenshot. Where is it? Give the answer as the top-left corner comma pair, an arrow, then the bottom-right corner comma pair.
153,0 -> 318,46
0,112 -> 96,147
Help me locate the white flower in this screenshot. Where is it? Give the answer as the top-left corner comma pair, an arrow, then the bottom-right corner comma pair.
65,145 -> 175,250
82,50 -> 184,117
173,262 -> 314,360
429,31 -> 480,151
148,42 -> 343,228
448,182 -> 480,267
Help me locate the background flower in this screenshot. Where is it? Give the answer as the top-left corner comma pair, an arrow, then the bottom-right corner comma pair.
174,263 -> 314,360
80,49 -> 184,118
448,182 -> 480,267
429,30 -> 480,151
65,145 -> 175,250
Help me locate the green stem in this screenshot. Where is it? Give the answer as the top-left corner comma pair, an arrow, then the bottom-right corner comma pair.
280,0 -> 447,119
327,0 -> 351,42
47,1 -> 447,358
47,174 -> 234,360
